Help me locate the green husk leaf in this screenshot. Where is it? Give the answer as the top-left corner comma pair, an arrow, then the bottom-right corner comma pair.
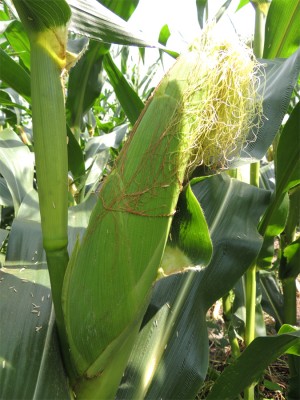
166,183 -> 212,269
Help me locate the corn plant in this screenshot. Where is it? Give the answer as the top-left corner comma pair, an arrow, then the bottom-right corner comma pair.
0,0 -> 300,399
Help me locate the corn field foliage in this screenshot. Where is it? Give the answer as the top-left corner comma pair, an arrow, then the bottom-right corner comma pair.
0,0 -> 300,399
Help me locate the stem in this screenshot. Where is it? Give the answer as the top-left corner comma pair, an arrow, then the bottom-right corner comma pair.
244,270 -> 256,399
281,187 -> 300,395
222,292 -> 241,359
282,188 -> 299,327
244,4 -> 267,397
30,37 -> 76,378
253,5 -> 266,58
244,164 -> 259,400
245,263 -> 257,346
283,279 -> 297,325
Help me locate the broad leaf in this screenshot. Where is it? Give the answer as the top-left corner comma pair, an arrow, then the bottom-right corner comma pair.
68,0 -> 162,48
103,52 -> 144,125
196,0 -> 207,29
99,0 -> 139,21
235,48 -> 300,165
230,275 -> 266,339
264,0 -> 300,58
66,40 -> 108,129
67,125 -> 85,181
0,178 -> 13,207
4,19 -> 30,70
279,238 -> 300,280
84,123 -> 128,188
258,101 -> 300,249
236,0 -> 250,10
0,128 -> 34,213
0,47 -> 31,100
12,0 -> 71,33
276,101 -> 300,193
207,328 -> 300,399
117,174 -> 270,399
158,24 -> 171,46
0,190 -> 69,398
278,325 -> 300,356
0,189 -> 96,399
259,270 -> 284,328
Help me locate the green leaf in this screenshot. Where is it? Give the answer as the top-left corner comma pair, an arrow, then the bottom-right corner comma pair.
83,124 -> 128,189
257,193 -> 289,268
0,188 -> 96,399
0,47 -> 31,100
98,0 -> 139,21
0,196 -> 70,398
67,124 -> 85,180
0,89 -> 30,113
4,20 -> 31,70
276,101 -> 300,193
196,0 -> 207,29
169,183 -> 212,266
158,24 -> 171,46
0,128 -> 34,213
0,178 -> 13,207
68,0 -> 162,48
66,40 -> 108,129
206,329 -> 300,399
258,102 -> 300,238
280,238 -> 300,280
236,0 -> 250,11
117,174 -> 270,399
231,275 -> 267,339
12,0 -> 71,32
236,48 -> 300,165
0,228 -> 9,249
259,270 -> 284,328
263,379 -> 283,391
103,51 -> 144,125
214,0 -> 234,23
278,324 -> 300,355
263,0 -> 300,58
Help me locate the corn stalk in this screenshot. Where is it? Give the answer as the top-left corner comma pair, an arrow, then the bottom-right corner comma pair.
11,0 -> 74,374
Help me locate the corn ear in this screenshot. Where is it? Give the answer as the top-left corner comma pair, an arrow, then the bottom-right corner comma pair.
62,28 -> 263,398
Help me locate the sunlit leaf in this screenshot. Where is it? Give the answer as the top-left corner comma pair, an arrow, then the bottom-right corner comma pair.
235,48 -> 300,166
4,20 -> 30,70
68,0 -> 162,48
98,0 -> 139,21
264,0 -> 300,58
